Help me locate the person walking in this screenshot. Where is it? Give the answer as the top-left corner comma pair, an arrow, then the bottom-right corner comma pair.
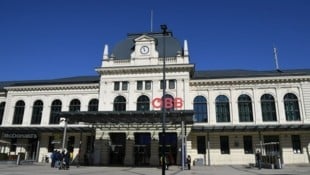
186,155 -> 191,170
255,150 -> 262,169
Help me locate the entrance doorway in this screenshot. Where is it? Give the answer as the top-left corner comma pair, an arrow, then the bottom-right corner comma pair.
134,133 -> 151,166
109,133 -> 126,165
159,132 -> 177,165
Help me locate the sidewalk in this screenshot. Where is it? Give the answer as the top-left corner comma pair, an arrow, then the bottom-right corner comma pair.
0,163 -> 309,175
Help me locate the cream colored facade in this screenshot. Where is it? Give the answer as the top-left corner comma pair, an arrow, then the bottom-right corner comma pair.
0,29 -> 309,166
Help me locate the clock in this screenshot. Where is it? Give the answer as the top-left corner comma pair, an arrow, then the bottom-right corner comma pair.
140,46 -> 149,54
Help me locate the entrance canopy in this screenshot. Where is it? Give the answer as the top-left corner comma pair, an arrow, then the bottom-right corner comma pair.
192,124 -> 310,132
58,110 -> 194,124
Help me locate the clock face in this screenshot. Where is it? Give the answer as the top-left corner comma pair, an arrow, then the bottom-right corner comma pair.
140,46 -> 149,54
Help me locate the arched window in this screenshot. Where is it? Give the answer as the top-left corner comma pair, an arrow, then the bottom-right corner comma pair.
114,96 -> 126,111
137,95 -> 150,111
284,93 -> 300,121
69,99 -> 81,112
238,94 -> 253,122
13,100 -> 25,124
193,96 -> 208,122
31,100 -> 43,124
216,95 -> 230,122
261,94 -> 277,121
49,100 -> 62,124
88,99 -> 99,112
0,102 -> 5,125
163,94 -> 174,111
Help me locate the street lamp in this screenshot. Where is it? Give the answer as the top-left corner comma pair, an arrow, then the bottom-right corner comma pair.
61,118 -> 68,151
160,24 -> 168,175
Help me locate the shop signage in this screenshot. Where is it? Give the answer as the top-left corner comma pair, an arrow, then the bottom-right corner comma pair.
3,133 -> 37,139
151,97 -> 183,109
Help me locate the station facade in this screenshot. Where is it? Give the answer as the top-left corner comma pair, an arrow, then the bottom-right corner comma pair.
0,27 -> 310,166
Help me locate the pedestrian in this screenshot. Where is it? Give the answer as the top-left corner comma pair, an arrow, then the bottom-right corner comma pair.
255,150 -> 262,169
50,150 -> 56,168
186,155 -> 191,170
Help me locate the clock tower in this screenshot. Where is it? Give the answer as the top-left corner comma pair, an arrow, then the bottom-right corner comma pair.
130,35 -> 159,59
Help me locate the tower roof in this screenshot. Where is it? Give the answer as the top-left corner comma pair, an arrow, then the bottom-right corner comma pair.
111,32 -> 182,59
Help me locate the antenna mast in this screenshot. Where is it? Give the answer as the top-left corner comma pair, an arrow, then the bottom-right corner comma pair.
273,46 -> 280,70
150,10 -> 153,32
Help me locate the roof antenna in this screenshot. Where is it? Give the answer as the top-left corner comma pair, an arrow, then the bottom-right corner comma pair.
273,45 -> 281,72
150,10 -> 153,32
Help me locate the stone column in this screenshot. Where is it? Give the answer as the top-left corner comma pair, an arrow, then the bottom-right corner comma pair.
93,130 -> 110,165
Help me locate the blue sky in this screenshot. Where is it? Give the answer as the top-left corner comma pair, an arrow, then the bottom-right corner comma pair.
0,0 -> 309,81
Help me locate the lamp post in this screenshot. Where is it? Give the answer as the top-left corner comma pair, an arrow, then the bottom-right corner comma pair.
160,24 -> 168,175
61,118 -> 68,151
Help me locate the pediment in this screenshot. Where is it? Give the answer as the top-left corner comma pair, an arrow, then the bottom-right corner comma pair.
134,35 -> 155,42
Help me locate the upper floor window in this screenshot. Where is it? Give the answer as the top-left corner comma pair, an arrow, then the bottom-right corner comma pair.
114,96 -> 126,111
88,99 -> 99,112
69,99 -> 81,112
145,80 -> 152,90
193,96 -> 208,122
114,82 -> 120,91
122,81 -> 128,90
238,94 -> 253,122
31,100 -> 43,124
49,100 -> 62,124
12,100 -> 25,124
137,95 -> 150,111
114,81 -> 129,91
168,80 -> 176,89
216,95 -> 230,122
160,79 -> 176,90
137,80 -> 152,91
261,94 -> 277,121
284,93 -> 300,121
137,81 -> 143,90
0,102 -> 5,125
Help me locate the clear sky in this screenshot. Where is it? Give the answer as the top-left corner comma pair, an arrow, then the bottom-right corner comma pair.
0,0 -> 309,81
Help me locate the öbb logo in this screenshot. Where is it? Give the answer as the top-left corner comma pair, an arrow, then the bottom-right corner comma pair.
151,97 -> 183,109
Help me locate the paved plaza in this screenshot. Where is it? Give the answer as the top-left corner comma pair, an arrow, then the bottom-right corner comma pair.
0,163 -> 309,175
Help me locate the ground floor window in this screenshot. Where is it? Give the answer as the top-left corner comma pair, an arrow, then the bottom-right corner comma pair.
243,136 -> 253,154
220,136 -> 230,154
291,135 -> 302,154
197,136 -> 206,154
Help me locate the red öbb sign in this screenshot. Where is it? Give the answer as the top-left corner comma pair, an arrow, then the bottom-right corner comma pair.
151,97 -> 183,109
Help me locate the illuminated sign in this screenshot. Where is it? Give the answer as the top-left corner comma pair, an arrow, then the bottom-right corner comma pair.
3,133 -> 37,139
151,97 -> 183,109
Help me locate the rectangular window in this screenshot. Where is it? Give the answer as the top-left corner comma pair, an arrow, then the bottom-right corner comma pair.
160,80 -> 164,89
145,80 -> 152,90
243,136 -> 253,154
292,135 -> 302,154
122,81 -> 128,91
220,136 -> 230,154
137,81 -> 143,90
114,82 -> 120,91
169,80 -> 176,89
197,136 -> 206,154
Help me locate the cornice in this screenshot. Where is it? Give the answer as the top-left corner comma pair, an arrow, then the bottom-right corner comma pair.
4,83 -> 99,92
190,76 -> 310,86
96,64 -> 194,75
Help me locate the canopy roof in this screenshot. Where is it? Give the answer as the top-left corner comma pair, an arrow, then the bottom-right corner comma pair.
59,110 -> 194,124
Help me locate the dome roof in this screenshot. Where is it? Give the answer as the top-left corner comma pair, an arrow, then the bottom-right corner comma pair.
111,32 -> 182,59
